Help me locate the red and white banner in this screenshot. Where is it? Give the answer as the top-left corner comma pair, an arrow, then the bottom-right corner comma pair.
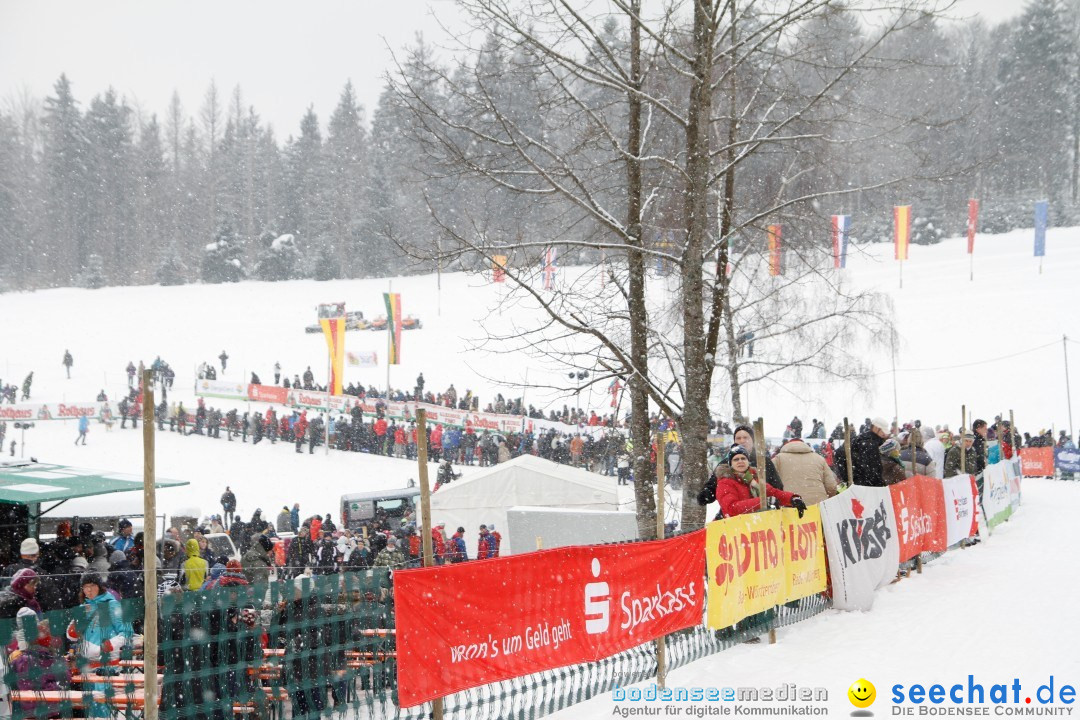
395,531 -> 705,707
818,486 -> 899,611
1019,447 -> 1054,477
247,384 -> 288,404
941,474 -> 979,547
0,403 -> 102,422
239,384 -> 620,438
889,476 -> 947,561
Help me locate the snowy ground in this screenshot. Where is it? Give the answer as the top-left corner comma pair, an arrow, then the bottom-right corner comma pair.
0,226 -> 1077,521
549,478 -> 1080,719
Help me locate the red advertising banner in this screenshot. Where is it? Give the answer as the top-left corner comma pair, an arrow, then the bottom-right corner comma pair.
889,476 -> 947,561
247,384 -> 288,404
395,531 -> 706,707
1019,447 -> 1054,477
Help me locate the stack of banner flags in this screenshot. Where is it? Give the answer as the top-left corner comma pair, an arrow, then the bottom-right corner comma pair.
543,246 -> 557,290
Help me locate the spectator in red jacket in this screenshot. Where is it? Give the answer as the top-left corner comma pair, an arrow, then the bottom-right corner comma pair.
430,424 -> 443,462
477,525 -> 495,559
488,524 -> 502,557
294,412 -> 308,454
432,524 -> 447,563
374,418 -> 388,455
394,426 -> 407,458
697,446 -> 806,519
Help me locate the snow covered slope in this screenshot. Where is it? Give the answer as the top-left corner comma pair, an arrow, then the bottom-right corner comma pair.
0,226 -> 1076,518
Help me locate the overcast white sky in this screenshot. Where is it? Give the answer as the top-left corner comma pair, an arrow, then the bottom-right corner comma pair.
0,0 -> 1026,138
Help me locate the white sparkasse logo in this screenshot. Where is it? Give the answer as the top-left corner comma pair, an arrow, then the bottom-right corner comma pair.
584,558 -> 609,634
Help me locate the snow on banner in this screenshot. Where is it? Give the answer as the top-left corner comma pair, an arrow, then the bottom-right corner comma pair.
704,507 -> 827,630
981,462 -> 1013,528
941,474 -> 980,547
394,530 -> 705,707
818,486 -> 899,611
1019,446 -> 1054,476
889,476 -> 947,561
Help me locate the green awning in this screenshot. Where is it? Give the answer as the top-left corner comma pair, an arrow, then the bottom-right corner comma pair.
0,461 -> 187,505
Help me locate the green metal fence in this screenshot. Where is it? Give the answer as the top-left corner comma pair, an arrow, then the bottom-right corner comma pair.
0,567 -> 836,720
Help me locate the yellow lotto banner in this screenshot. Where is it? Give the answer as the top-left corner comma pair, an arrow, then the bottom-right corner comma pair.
705,509 -> 828,629
780,506 -> 827,602
705,512 -> 784,629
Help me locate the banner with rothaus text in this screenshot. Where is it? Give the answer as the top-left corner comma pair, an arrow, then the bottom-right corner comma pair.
889,475 -> 947,561
941,474 -> 979,547
818,486 -> 899,611
395,530 -> 705,706
0,403 -> 103,422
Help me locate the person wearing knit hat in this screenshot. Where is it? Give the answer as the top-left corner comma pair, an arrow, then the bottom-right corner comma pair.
730,425 -> 784,489
0,568 -> 41,618
697,445 -> 806,520
1,539 -> 41,589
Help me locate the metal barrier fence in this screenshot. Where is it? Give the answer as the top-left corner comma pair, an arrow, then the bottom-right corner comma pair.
0,565 -> 836,720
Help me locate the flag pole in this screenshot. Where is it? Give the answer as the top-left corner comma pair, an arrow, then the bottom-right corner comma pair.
141,370 -> 158,720
386,281 -> 392,400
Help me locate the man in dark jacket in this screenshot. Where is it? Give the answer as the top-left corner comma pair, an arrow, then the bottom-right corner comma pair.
971,419 -> 989,475
944,433 -> 979,478
221,486 -> 236,529
834,416 -> 890,487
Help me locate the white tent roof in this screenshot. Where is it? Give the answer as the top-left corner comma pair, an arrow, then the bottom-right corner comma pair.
429,454 -> 620,555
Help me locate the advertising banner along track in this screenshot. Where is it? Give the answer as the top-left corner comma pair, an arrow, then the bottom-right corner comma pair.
394,530 -> 705,707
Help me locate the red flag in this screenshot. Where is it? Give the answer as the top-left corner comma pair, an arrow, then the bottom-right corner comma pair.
966,199 -> 979,254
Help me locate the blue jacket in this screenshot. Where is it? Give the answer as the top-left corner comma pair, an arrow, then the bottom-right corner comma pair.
79,592 -> 132,654
112,535 -> 135,553
78,416 -> 89,433
290,507 -> 300,531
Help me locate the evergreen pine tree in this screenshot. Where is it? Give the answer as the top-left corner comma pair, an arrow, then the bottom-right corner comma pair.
200,223 -> 246,283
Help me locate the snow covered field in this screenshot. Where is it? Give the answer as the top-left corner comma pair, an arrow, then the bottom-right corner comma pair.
0,226 -> 1077,522
550,477 -> 1080,719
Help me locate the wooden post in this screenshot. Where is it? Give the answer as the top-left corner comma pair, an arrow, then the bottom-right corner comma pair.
141,370 -> 158,720
415,409 -> 442,720
535,537 -> 543,551
842,418 -> 854,487
752,418 -> 777,644
654,433 -> 667,688
960,406 -> 967,474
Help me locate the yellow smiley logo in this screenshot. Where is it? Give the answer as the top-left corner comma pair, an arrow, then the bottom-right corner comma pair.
848,679 -> 876,709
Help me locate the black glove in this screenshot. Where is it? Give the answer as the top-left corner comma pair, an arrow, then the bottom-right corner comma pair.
791,496 -> 807,518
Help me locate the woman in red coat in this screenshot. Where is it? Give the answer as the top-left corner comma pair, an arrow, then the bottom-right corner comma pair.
698,446 -> 807,519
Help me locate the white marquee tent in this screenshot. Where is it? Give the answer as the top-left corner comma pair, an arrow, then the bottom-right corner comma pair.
428,454 -> 624,556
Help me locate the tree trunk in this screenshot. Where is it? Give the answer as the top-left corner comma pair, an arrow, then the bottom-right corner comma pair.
679,0 -> 717,532
626,0 -> 657,540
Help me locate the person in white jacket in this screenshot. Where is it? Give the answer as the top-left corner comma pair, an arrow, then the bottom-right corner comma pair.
922,424 -> 947,478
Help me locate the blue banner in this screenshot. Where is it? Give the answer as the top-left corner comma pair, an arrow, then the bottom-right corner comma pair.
1056,447 -> 1080,473
1034,200 -> 1048,257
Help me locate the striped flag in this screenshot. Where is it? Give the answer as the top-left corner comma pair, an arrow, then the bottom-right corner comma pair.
383,292 -> 402,364
767,225 -> 782,276
492,256 -> 507,283
320,317 -> 346,395
966,200 -> 979,254
543,246 -> 558,290
1034,200 -> 1048,257
894,205 -> 911,261
831,215 -> 850,269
